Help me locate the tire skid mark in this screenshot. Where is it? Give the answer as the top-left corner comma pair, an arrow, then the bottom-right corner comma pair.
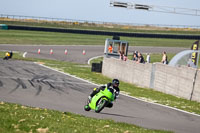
8,66 -> 20,74
9,78 -> 27,93
23,68 -> 36,75
0,80 -> 3,87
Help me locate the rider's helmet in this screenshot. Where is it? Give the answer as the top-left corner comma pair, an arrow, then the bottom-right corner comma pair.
112,79 -> 119,88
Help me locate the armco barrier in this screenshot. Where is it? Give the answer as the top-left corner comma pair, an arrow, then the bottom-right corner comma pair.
7,25 -> 200,40
102,57 -> 200,102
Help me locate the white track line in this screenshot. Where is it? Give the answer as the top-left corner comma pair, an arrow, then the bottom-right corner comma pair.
23,52 -> 27,58
36,62 -> 99,87
87,55 -> 103,65
36,62 -> 200,117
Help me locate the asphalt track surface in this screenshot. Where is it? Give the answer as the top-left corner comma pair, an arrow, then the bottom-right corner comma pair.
0,45 -> 188,64
0,45 -> 200,133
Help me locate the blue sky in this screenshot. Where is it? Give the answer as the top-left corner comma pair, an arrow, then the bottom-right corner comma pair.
0,0 -> 200,27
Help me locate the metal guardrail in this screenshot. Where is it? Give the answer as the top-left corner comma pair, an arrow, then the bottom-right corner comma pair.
1,14 -> 200,29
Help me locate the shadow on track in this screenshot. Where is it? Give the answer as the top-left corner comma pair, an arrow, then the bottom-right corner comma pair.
100,112 -> 141,119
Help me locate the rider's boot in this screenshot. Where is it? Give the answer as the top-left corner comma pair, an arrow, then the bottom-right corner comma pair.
106,102 -> 113,108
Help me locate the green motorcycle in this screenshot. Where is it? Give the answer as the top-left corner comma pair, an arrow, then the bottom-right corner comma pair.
84,87 -> 116,113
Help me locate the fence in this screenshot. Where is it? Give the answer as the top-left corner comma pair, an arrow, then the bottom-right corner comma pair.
102,57 -> 200,102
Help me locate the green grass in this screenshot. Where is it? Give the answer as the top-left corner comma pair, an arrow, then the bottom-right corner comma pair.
0,29 -> 196,47
0,20 -> 199,133
40,61 -> 200,115
89,57 -> 104,64
128,53 -> 200,68
1,51 -> 200,115
0,52 -> 173,133
0,30 -> 109,45
0,102 -> 171,133
124,37 -> 195,47
128,53 -> 175,63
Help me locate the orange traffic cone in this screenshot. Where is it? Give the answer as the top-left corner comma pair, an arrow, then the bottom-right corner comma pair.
82,50 -> 86,55
50,49 -> 53,54
65,49 -> 68,55
38,49 -> 41,54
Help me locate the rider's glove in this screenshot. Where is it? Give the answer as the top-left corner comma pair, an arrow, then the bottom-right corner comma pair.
88,96 -> 92,102
115,91 -> 119,99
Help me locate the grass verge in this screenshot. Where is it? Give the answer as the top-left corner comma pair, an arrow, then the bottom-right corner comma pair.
0,51 -> 200,115
0,102 -> 171,133
0,29 -> 196,47
0,52 -> 173,133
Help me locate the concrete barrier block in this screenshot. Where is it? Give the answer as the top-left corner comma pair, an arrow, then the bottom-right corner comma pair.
154,64 -> 167,92
102,57 -> 200,102
153,64 -> 196,100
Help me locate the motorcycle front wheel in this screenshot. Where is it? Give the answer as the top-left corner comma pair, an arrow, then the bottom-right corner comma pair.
95,98 -> 107,113
84,105 -> 91,111
84,98 -> 91,111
